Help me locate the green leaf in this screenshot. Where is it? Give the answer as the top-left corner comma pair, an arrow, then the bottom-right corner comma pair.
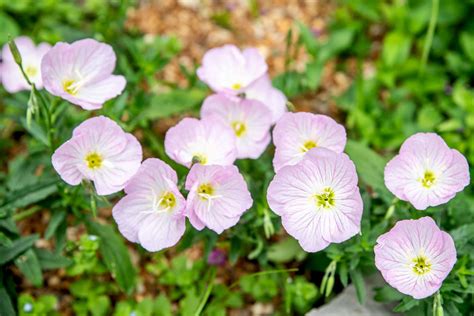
0,13 -> 19,45
345,140 -> 392,202
20,117 -> 50,146
338,262 -> 349,287
0,179 -> 58,214
154,294 -> 172,316
0,283 -> 15,316
393,296 -> 419,312
374,285 -> 404,302
14,249 -> 42,287
45,211 -> 67,240
35,248 -> 72,270
317,28 -> 355,63
350,269 -> 366,305
297,21 -> 318,56
450,223 -> 474,249
143,89 -> 206,120
460,32 -> 474,62
88,295 -> 110,316
267,237 -> 305,263
86,221 -> 137,294
0,234 -> 38,265
382,32 -> 412,67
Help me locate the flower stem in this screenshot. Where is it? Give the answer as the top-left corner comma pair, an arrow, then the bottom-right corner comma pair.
194,267 -> 217,316
419,0 -> 439,75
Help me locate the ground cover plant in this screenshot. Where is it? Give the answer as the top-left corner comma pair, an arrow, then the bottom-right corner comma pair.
0,1 -> 473,315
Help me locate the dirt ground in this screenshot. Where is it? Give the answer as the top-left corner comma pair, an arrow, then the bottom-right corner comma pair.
126,0 -> 354,115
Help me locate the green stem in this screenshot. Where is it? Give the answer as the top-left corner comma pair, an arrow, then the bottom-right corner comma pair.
194,267 -> 217,316
13,206 -> 41,221
419,0 -> 439,75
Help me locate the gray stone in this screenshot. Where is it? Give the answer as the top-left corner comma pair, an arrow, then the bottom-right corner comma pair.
306,276 -> 397,316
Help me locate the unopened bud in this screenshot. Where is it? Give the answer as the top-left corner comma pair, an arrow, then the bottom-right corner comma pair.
8,38 -> 22,66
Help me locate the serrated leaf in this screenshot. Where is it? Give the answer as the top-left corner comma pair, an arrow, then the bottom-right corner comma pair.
0,234 -> 38,265
86,221 -> 137,294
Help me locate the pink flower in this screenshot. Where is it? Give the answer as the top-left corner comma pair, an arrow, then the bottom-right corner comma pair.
201,94 -> 272,159
185,164 -> 252,234
197,45 -> 267,96
52,116 -> 142,195
112,158 -> 186,252
164,117 -> 237,167
1,36 -> 51,93
272,112 -> 347,172
267,148 -> 362,252
244,74 -> 287,124
374,217 -> 457,299
384,133 -> 469,210
41,39 -> 126,110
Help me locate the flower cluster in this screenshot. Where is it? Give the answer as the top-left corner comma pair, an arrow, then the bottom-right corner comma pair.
4,36 -> 470,302
266,111 -> 363,253
375,132 -> 469,299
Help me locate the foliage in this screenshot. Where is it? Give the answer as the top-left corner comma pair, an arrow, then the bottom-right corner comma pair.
0,0 -> 473,315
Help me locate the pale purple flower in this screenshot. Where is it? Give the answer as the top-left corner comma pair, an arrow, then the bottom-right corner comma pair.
272,112 -> 347,172
267,148 -> 362,252
384,133 -> 469,210
164,117 -> 237,167
244,74 -> 287,124
208,248 -> 227,266
112,158 -> 186,252
201,94 -> 272,159
374,217 -> 457,299
1,36 -> 51,93
197,44 -> 267,96
41,39 -> 126,110
185,164 -> 252,234
52,116 -> 142,195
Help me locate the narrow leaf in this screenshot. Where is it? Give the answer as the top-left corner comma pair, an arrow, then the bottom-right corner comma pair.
0,234 -> 38,265
86,221 -> 137,294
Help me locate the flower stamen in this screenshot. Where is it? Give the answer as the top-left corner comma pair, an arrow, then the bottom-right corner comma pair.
85,152 -> 103,169
315,187 -> 335,209
420,170 -> 436,188
412,255 -> 431,275
231,121 -> 246,137
301,140 -> 317,153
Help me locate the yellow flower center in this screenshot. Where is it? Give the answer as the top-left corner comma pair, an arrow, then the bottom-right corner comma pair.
85,152 -> 103,169
301,140 -> 317,153
420,170 -> 436,188
412,256 -> 431,275
63,79 -> 79,95
231,121 -> 247,137
159,192 -> 176,210
315,187 -> 335,209
192,154 -> 208,165
198,183 -> 214,200
25,65 -> 38,78
231,83 -> 242,90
